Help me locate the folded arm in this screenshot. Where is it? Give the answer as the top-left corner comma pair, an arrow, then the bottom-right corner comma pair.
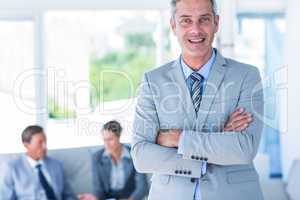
177,67 -> 264,165
131,74 -> 202,178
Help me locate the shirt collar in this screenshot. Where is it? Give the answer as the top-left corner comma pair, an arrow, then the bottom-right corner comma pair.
180,48 -> 216,81
26,155 -> 45,168
103,145 -> 131,160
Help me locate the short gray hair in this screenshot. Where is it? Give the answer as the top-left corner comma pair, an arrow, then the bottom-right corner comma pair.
170,0 -> 218,18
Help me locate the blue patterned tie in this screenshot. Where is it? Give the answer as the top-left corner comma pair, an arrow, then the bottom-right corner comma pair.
36,164 -> 57,200
190,72 -> 204,114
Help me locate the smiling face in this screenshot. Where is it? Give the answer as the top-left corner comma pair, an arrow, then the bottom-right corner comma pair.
171,0 -> 219,63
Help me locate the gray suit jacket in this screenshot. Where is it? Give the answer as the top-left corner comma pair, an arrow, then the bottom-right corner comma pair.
92,145 -> 148,200
0,154 -> 76,200
131,50 -> 265,200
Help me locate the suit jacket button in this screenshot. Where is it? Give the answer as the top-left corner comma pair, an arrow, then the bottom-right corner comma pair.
190,178 -> 196,183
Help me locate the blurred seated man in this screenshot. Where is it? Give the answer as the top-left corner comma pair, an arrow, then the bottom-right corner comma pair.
78,120 -> 148,200
0,125 -> 76,200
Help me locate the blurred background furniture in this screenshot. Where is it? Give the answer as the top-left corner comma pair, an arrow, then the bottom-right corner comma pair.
1,147 -> 299,200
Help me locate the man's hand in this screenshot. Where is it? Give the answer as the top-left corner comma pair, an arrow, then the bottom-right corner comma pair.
224,107 -> 252,132
156,129 -> 181,148
77,194 -> 98,200
156,108 -> 252,148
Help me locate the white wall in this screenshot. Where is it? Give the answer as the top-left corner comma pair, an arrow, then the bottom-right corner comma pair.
219,0 -> 237,58
281,0 -> 300,179
237,0 -> 285,14
0,0 -> 285,12
0,0 -> 169,11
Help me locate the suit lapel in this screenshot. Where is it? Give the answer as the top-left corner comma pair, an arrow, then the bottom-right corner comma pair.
168,52 -> 228,130
169,59 -> 196,128
100,156 -> 112,192
22,155 -> 47,192
21,155 -> 38,187
21,154 -> 35,175
123,158 -> 133,184
22,155 -> 59,197
197,51 -> 228,130
44,157 -> 59,197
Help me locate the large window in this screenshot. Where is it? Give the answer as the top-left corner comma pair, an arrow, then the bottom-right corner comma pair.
0,20 -> 35,153
235,18 -> 266,71
235,15 -> 286,177
44,10 -> 171,148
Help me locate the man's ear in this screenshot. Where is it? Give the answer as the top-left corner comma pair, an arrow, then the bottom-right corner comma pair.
214,15 -> 220,33
170,18 -> 177,35
23,142 -> 30,149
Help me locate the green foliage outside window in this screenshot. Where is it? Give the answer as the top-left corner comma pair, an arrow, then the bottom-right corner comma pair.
48,32 -> 156,118
48,98 -> 76,119
89,32 -> 156,109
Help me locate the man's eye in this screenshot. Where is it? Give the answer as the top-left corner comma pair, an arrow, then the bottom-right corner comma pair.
181,18 -> 192,24
200,17 -> 211,23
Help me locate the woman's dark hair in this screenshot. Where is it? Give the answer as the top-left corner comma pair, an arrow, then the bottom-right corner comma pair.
102,120 -> 122,137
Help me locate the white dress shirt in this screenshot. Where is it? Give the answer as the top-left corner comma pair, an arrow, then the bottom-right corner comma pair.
103,146 -> 131,191
26,155 -> 54,190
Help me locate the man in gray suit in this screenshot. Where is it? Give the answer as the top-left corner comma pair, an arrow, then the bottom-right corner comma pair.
78,120 -> 148,200
131,0 -> 264,199
0,125 -> 76,200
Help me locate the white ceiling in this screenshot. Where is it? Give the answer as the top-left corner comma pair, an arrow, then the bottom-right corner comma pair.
0,0 -> 285,14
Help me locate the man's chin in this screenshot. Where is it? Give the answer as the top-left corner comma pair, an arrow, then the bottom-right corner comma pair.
186,47 -> 212,57
39,152 -> 47,160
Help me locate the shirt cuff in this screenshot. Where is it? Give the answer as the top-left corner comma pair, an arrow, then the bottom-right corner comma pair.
177,130 -> 186,155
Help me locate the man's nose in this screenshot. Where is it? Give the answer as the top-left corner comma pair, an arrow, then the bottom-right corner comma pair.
42,142 -> 47,149
189,22 -> 203,34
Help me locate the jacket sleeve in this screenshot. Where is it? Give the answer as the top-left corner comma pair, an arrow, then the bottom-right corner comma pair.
91,153 -> 106,200
178,67 -> 264,165
131,73 -> 202,178
0,162 -> 17,200
61,168 -> 77,200
50,160 -> 76,200
130,171 -> 148,200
